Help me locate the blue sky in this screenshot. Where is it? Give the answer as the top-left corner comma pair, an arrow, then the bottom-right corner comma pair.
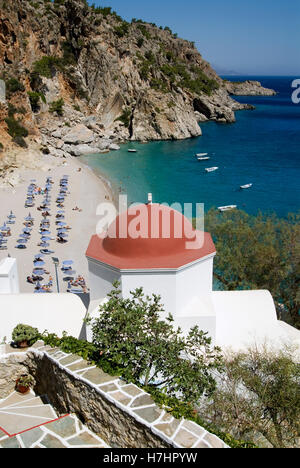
91,0 -> 300,76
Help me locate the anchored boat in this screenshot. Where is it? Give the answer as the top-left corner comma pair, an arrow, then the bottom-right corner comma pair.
218,205 -> 237,212
240,184 -> 253,189
197,156 -> 210,161
205,167 -> 219,173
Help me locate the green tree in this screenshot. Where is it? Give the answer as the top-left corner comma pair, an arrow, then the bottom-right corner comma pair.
90,284 -> 223,403
49,98 -> 64,116
203,209 -> 300,328
199,346 -> 300,448
5,78 -> 25,97
28,91 -> 46,112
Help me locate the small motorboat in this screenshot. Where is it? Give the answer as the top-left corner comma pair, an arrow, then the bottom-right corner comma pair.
240,184 -> 253,190
128,149 -> 137,153
205,167 -> 219,173
218,205 -> 237,212
196,153 -> 208,157
197,155 -> 210,161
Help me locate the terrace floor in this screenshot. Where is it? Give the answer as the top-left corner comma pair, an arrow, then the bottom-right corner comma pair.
0,390 -> 109,448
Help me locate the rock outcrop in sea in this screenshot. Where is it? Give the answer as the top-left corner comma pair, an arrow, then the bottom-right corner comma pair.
0,0 -> 276,173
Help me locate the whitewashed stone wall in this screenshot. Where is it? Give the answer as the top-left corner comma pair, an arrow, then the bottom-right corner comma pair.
0,343 -> 228,449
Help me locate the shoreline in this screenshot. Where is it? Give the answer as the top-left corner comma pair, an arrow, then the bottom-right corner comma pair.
77,156 -> 119,209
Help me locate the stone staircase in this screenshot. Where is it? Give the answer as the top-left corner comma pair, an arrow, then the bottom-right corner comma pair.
0,391 -> 109,448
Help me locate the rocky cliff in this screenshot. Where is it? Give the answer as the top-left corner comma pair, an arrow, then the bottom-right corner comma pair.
0,0 -> 276,167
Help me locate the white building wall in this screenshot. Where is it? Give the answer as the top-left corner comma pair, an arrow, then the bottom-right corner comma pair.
0,294 -> 87,343
87,255 -> 216,329
87,259 -> 121,302
212,290 -> 300,352
175,256 -> 214,316
121,271 -> 177,320
0,258 -> 20,294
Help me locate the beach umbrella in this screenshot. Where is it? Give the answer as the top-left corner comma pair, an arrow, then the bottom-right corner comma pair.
41,236 -> 51,241
16,244 -> 26,249
63,277 -> 74,283
33,269 -> 45,276
63,260 -> 74,266
34,254 -> 45,259
35,281 -> 42,289
20,234 -> 30,239
25,214 -> 34,221
40,242 -> 50,248
66,270 -> 76,276
40,231 -> 51,236
57,233 -> 68,238
34,261 -> 45,267
57,222 -> 67,227
17,239 -> 27,244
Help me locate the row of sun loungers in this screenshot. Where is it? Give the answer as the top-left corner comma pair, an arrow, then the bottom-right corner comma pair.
2,174 -> 88,295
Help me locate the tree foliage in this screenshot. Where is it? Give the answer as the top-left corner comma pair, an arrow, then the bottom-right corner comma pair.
199,346 -> 300,448
49,97 -> 64,116
203,209 -> 300,328
90,284 -> 224,403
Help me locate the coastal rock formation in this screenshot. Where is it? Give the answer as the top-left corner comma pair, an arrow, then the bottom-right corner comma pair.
0,0 -> 276,172
225,80 -> 277,96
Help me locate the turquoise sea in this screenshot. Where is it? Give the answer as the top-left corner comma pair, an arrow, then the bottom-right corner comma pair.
81,77 -> 300,217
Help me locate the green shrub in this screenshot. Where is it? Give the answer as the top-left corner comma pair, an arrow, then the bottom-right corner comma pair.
49,98 -> 64,116
5,78 -> 25,96
136,24 -> 151,40
5,116 -> 28,139
7,104 -> 26,117
12,135 -> 28,148
0,142 -> 3,151
12,324 -> 39,346
114,21 -> 129,38
90,284 -> 223,403
28,91 -> 46,112
115,108 -> 131,128
61,41 -> 77,66
33,56 -> 61,79
137,37 -> 144,48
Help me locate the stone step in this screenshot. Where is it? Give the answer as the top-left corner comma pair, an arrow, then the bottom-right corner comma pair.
0,392 -> 58,436
0,390 -> 37,409
0,391 -> 110,448
0,404 -> 57,419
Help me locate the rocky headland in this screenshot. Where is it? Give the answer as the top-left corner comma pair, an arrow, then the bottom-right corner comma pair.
0,0 -> 276,184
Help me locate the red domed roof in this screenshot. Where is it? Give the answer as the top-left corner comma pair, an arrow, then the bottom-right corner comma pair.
86,203 -> 216,270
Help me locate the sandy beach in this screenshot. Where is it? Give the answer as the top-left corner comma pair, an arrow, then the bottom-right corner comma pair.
0,154 -> 112,294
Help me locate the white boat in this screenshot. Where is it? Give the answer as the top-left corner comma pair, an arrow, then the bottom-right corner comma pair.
205,167 -> 219,173
197,156 -> 210,161
218,205 -> 237,212
240,184 -> 253,189
196,153 -> 208,157
128,149 -> 137,153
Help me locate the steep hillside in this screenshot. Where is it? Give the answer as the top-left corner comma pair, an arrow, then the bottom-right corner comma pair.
0,0 -> 275,167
